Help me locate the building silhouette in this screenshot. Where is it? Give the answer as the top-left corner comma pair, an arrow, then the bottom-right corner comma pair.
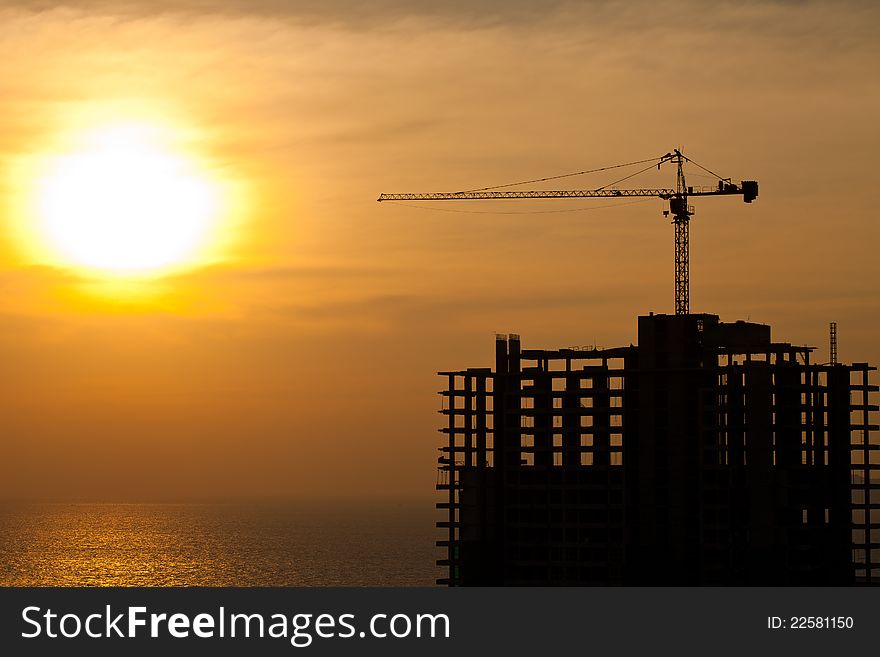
437,313 -> 878,585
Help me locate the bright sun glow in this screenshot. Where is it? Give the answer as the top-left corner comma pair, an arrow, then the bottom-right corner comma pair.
35,123 -> 220,274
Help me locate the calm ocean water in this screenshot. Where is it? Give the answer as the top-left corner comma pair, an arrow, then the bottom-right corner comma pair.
0,501 -> 441,586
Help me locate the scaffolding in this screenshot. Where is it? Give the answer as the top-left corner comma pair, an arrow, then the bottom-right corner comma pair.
436,314 -> 879,585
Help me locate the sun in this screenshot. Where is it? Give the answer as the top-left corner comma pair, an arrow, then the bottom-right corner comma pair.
34,123 -> 220,274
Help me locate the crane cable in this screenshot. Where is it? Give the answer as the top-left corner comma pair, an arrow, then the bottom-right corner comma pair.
594,160 -> 669,191
679,154 -> 730,183
457,155 -> 664,193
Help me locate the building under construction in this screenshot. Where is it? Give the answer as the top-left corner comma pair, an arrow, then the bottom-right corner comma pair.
437,313 -> 879,585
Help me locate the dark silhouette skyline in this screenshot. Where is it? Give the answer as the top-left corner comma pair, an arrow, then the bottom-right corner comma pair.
438,313 -> 878,585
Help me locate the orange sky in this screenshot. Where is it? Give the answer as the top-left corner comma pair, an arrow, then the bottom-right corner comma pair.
1,0 -> 878,500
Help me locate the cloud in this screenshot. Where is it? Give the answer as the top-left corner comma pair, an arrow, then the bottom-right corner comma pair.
4,0 -> 571,27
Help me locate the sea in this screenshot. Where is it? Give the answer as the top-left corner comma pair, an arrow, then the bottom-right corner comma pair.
3,498 -> 875,586
0,501 -> 442,587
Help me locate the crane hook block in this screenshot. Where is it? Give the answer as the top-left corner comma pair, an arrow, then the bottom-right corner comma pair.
742,180 -> 759,203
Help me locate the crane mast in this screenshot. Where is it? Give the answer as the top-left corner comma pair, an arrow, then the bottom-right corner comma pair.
378,149 -> 758,315
672,150 -> 691,315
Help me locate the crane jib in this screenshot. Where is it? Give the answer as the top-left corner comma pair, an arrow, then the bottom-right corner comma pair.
377,182 -> 757,203
377,189 -> 677,201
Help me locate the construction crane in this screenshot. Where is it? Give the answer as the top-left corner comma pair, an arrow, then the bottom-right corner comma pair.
378,149 -> 758,315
